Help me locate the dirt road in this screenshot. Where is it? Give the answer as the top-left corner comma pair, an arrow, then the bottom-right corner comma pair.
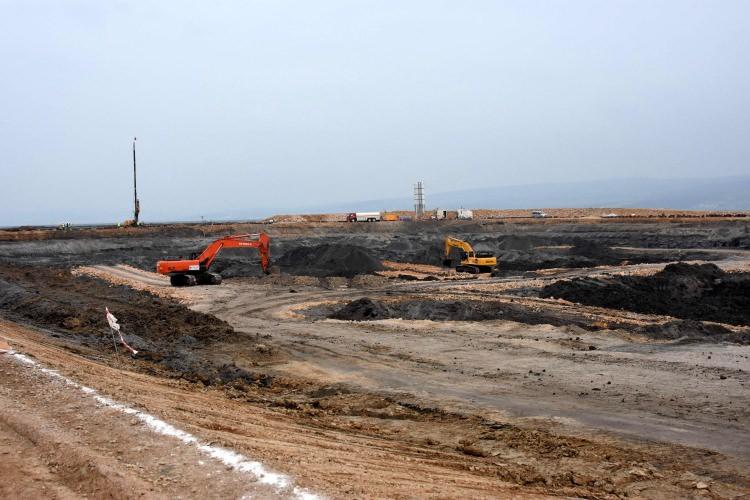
194,271 -> 750,458
1,321 -> 546,499
60,259 -> 750,497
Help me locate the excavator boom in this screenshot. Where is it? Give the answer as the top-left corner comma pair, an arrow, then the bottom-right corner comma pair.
156,233 -> 270,286
443,236 -> 497,274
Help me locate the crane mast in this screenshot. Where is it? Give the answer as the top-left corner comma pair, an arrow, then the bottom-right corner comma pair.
132,137 -> 140,225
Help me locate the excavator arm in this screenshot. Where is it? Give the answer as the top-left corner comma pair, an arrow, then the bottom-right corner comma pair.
156,233 -> 270,286
443,236 -> 497,273
198,233 -> 270,272
444,237 -> 474,260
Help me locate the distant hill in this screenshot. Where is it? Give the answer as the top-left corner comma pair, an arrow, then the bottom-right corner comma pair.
304,176 -> 750,213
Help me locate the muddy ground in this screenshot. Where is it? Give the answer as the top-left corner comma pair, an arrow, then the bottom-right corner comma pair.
1,219 -> 750,498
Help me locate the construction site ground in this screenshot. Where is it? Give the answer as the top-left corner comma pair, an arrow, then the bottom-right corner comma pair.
1,218 -> 750,498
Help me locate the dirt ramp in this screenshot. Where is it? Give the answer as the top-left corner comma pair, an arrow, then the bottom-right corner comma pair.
276,244 -> 383,277
541,263 -> 750,327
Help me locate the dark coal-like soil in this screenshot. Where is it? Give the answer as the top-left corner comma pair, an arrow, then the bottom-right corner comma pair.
327,295 -> 750,343
540,263 -> 750,327
0,266 -> 273,386
276,244 -> 384,278
331,297 -> 591,328
0,221 -> 746,278
493,239 -> 721,274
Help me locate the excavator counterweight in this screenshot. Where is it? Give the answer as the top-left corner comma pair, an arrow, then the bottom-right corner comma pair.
156,233 -> 270,286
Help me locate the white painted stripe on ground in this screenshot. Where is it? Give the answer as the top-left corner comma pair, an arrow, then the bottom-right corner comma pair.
10,352 -> 320,500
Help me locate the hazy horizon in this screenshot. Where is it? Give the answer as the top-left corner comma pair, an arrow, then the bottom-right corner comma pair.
2,1 -> 749,225
2,174 -> 748,226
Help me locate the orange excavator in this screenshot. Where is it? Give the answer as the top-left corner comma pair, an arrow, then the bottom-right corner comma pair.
156,233 -> 270,286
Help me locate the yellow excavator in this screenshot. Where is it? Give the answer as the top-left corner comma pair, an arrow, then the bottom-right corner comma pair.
443,236 -> 497,273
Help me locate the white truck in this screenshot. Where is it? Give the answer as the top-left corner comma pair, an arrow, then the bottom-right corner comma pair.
457,208 -> 473,220
346,211 -> 381,222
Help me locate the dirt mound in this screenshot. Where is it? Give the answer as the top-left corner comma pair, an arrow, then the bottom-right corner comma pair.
636,320 -> 748,343
0,268 -> 232,345
541,263 -> 750,327
331,297 -> 506,322
331,298 -> 393,320
332,297 -> 593,327
276,244 -> 384,277
0,266 -> 278,386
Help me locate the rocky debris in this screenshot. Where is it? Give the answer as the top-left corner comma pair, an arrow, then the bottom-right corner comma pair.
541,263 -> 750,328
276,244 -> 384,278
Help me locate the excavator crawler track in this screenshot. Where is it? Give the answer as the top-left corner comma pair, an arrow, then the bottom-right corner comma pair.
170,274 -> 197,287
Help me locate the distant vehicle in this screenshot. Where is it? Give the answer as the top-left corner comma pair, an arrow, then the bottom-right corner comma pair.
531,210 -> 548,218
382,213 -> 398,221
457,208 -> 473,220
602,213 -> 620,218
435,209 -> 462,220
347,212 -> 381,222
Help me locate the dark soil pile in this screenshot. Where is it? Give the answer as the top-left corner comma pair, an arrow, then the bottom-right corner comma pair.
332,297 -> 589,327
0,266 -> 273,386
331,298 -> 393,320
328,295 -> 750,343
540,263 -> 750,326
276,244 -> 384,277
493,238 -> 720,274
0,267 -> 233,344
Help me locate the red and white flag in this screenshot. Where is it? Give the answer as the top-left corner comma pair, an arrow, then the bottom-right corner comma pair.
105,307 -> 138,355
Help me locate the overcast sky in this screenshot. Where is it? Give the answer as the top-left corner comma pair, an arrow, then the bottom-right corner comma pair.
2,1 -> 749,224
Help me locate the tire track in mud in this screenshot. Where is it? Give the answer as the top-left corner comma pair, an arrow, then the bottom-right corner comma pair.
45,263 -> 750,495
100,264 -> 750,459
197,290 -> 750,461
0,321 -> 544,499
0,345 -> 297,499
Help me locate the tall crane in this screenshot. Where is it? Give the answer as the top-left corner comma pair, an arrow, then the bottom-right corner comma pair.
442,236 -> 497,273
157,233 -> 270,286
